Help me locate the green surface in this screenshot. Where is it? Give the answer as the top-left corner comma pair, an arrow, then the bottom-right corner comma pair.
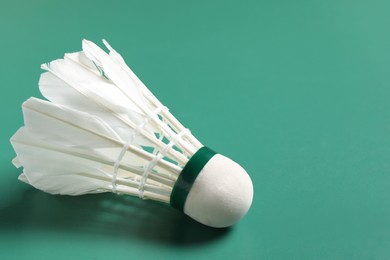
1,0 -> 390,259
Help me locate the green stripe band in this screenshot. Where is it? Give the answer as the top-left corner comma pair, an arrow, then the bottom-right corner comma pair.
170,146 -> 217,211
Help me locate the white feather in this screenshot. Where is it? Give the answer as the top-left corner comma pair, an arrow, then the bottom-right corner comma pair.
11,126 -> 174,199
10,39 -> 203,202
82,39 -> 149,113
39,56 -> 189,164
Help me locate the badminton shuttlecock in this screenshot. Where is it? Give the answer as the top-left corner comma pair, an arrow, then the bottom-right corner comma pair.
10,40 -> 253,228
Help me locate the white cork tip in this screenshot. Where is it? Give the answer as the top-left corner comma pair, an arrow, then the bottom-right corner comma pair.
183,154 -> 254,228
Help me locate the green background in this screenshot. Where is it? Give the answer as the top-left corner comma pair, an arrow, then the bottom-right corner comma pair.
1,0 -> 390,259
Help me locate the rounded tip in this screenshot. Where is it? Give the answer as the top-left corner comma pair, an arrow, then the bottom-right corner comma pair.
183,154 -> 253,228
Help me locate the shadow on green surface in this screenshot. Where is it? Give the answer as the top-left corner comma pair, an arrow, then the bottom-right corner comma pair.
0,187 -> 230,246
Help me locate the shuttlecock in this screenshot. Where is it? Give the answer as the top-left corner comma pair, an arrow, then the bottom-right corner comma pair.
10,39 -> 253,228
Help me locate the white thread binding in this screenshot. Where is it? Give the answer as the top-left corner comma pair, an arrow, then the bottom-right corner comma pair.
138,128 -> 190,199
111,106 -> 167,193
